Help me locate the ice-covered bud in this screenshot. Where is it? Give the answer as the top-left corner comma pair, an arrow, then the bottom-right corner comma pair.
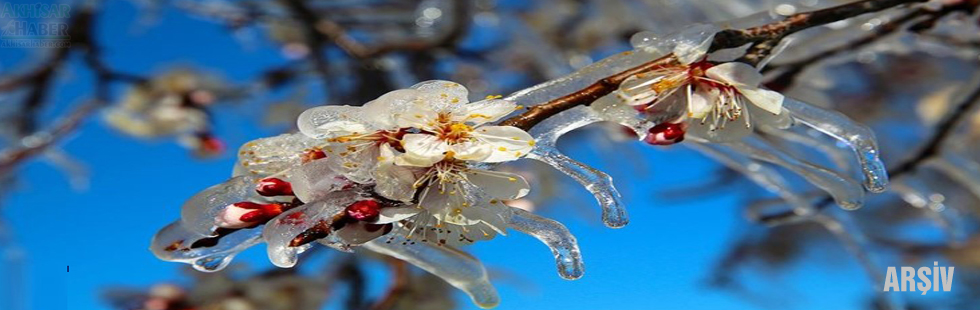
256,177 -> 294,196
215,202 -> 284,229
644,121 -> 687,145
345,200 -> 381,222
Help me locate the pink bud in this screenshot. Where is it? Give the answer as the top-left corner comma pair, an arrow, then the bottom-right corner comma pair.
215,202 -> 284,229
644,121 -> 687,146
345,200 -> 381,222
256,178 -> 293,196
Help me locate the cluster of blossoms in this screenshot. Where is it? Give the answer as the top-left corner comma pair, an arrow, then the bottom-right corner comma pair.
152,81 -> 581,308
104,70 -> 226,157
152,27 -> 891,308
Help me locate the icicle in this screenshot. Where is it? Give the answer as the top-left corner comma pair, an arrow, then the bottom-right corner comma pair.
758,126 -> 853,172
689,143 -> 813,219
928,152 -> 980,202
892,178 -> 968,245
528,106 -> 603,145
507,208 -> 585,280
814,210 -> 907,310
150,221 -> 261,272
782,97 -> 889,193
180,175 -> 259,236
528,145 -> 628,228
727,137 -> 865,210
363,236 -> 500,309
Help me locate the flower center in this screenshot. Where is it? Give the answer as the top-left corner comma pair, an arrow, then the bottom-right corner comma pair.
438,122 -> 474,143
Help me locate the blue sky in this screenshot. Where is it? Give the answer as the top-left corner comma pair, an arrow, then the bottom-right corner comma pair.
0,1 -> 932,309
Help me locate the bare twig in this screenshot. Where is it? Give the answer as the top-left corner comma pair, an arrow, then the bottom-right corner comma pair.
368,257 -> 410,310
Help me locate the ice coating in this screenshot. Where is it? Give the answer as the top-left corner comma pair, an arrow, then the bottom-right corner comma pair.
179,174 -> 259,236
528,106 -> 603,145
727,137 -> 865,210
507,208 -> 584,280
363,236 -> 500,309
288,159 -> 351,203
262,193 -> 357,268
503,51 -> 660,107
689,143 -> 813,220
297,105 -> 370,139
528,145 -> 628,228
758,126 -> 852,172
150,221 -> 262,272
234,133 -> 321,178
892,178 -> 968,245
815,211 -> 907,310
782,97 -> 889,193
928,152 -> 980,202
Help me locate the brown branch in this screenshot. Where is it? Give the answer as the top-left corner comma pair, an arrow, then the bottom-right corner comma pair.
0,100 -> 102,175
498,0 -> 927,131
368,257 -> 410,310
764,1 -> 977,90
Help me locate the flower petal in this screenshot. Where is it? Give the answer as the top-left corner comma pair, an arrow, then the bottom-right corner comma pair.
412,80 -> 470,105
688,85 -> 715,119
448,140 -> 493,162
322,142 -> 379,183
464,169 -> 530,200
334,222 -> 389,245
374,145 -> 420,202
673,28 -> 715,65
737,87 -> 784,115
378,206 -> 422,223
450,99 -> 517,125
470,126 -> 535,162
289,159 -> 352,203
397,134 -> 449,167
705,62 -> 763,87
297,106 -> 369,139
362,89 -> 419,128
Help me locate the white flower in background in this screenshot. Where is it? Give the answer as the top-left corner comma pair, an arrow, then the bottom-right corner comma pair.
613,32 -> 787,143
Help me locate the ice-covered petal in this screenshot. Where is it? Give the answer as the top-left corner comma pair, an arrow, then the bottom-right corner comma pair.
297,106 -> 370,139
362,88 -> 419,128
378,206 -> 422,223
471,126 -> 535,162
528,145 -> 628,228
180,175 -> 259,236
738,87 -> 784,116
447,140 -> 493,162
450,99 -> 517,125
394,101 -> 441,129
150,221 -> 261,272
687,85 -> 715,119
783,97 -> 889,192
412,80 -> 470,105
234,133 -> 321,177
374,145 -> 420,203
289,159 -> 351,203
398,134 -> 450,167
321,142 -> 379,183
464,169 -> 530,200
672,25 -> 717,64
705,62 -> 764,87
362,237 -> 500,308
507,208 -> 584,280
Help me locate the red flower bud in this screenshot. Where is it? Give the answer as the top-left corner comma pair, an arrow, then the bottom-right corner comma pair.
256,178 -> 294,196
302,148 -> 327,162
345,200 -> 381,222
215,202 -> 284,229
644,122 -> 687,146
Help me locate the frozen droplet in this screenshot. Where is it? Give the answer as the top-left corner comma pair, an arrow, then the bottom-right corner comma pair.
363,236 -> 500,309
783,97 -> 889,193
729,138 -> 864,209
529,145 -> 628,228
507,208 -> 584,280
180,175 -> 259,236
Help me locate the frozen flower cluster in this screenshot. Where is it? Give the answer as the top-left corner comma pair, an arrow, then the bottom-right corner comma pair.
152,26 -> 895,309
152,81 -> 583,308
